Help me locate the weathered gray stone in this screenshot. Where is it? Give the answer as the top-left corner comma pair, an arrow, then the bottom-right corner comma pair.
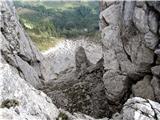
151,77 -> 160,102
103,70 -> 128,103
122,1 -> 136,27
144,31 -> 159,50
133,7 -> 149,33
148,11 -> 158,34
0,63 -> 59,120
132,75 -> 155,100
100,4 -> 121,25
151,65 -> 160,77
101,25 -> 122,71
14,55 -> 42,88
101,1 -> 155,76
75,46 -> 91,73
147,1 -> 160,13
100,1 -> 160,114
122,97 -> 160,120
0,0 -> 47,88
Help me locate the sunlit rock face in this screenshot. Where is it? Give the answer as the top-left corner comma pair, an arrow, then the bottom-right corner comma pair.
0,1 -> 60,120
100,1 -> 160,113
0,63 -> 59,120
0,0 -> 55,88
122,97 -> 160,120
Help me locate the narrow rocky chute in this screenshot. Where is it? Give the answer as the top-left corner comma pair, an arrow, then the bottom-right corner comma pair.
0,0 -> 160,120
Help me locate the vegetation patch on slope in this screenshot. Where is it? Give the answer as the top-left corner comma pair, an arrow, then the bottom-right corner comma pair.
14,1 -> 100,51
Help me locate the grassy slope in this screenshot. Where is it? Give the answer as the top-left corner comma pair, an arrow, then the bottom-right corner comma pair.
14,1 -> 100,51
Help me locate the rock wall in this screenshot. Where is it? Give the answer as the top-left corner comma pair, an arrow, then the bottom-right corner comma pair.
0,63 -> 59,120
100,1 -> 160,112
0,0 -> 49,88
0,1 -> 60,120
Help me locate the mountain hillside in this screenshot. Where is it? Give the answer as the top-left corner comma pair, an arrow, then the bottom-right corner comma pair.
14,0 -> 100,51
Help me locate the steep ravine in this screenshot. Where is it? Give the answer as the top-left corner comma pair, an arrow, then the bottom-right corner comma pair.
41,1 -> 160,118
0,1 -> 160,120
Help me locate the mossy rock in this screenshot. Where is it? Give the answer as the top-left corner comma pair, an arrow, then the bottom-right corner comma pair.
1,99 -> 19,109
56,112 -> 68,120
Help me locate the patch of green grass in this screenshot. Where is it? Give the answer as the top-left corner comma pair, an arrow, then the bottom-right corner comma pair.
14,1 -> 100,51
1,99 -> 19,109
28,32 -> 63,51
56,112 -> 69,120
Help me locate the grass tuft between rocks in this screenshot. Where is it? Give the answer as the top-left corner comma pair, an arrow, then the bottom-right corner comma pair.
56,112 -> 69,120
1,99 -> 20,109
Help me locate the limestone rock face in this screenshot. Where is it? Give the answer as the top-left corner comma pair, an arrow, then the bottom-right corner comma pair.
100,1 -> 160,113
122,97 -> 160,120
132,75 -> 155,100
0,63 -> 59,120
0,1 -> 59,120
0,0 -> 48,88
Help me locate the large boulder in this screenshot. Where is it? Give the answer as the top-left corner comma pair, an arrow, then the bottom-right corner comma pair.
132,75 -> 155,100
122,97 -> 160,120
103,70 -> 129,103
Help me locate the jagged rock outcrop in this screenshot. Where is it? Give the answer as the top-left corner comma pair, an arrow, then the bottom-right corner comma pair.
40,46 -> 109,118
100,1 -> 160,113
132,75 -> 155,100
122,97 -> 160,120
0,2 -> 61,119
42,38 -> 102,81
0,0 -> 49,88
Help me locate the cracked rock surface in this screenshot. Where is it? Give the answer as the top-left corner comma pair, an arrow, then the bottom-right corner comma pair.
122,97 -> 160,120
0,0 -> 49,88
100,1 -> 160,114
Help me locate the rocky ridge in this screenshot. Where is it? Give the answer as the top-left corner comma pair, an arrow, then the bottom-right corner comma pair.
99,0 -> 160,113
0,0 -> 160,120
0,0 -> 48,88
